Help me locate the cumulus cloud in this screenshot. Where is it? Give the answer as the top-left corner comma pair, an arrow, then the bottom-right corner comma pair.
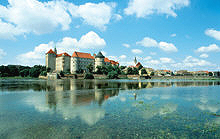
200,53 -> 209,58
16,31 -> 106,65
124,0 -> 190,18
137,37 -> 178,52
119,55 -> 127,59
0,48 -> 7,59
136,37 -> 157,47
196,44 -> 220,53
144,56 -> 152,60
131,49 -> 143,54
123,43 -> 130,48
159,42 -> 178,52
205,29 -> 220,41
160,57 -> 175,63
171,56 -> 214,70
68,2 -> 117,30
0,0 -> 119,39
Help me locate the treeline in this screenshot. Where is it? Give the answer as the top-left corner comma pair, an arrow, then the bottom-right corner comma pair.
0,65 -> 47,78
84,64 -> 146,79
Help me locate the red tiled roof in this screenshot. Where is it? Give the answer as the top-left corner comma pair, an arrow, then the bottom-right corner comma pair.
104,58 -> 111,63
135,62 -> 142,68
110,60 -> 119,65
57,52 -> 71,57
46,49 -> 56,55
72,51 -> 94,59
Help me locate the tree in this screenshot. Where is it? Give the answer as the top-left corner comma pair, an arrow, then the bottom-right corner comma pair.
150,72 -> 155,76
86,63 -> 94,73
20,69 -> 30,77
133,68 -> 139,75
60,71 -> 64,77
208,72 -> 213,76
141,68 -> 147,75
40,71 -> 47,77
84,73 -> 94,79
46,67 -> 51,72
107,71 -> 119,79
127,67 -> 133,75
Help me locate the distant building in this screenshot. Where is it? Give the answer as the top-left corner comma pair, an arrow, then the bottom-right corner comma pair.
46,48 -> 119,73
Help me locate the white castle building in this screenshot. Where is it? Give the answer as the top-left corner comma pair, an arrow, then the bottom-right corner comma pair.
46,48 -> 119,73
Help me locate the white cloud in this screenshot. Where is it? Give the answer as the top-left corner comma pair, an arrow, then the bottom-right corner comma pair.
144,56 -> 152,60
196,44 -> 220,53
171,33 -> 176,37
172,56 -> 214,69
124,0 -> 190,18
148,60 -> 160,65
205,29 -> 220,41
123,43 -> 130,48
0,0 -> 71,36
136,37 -> 158,47
16,31 -> 106,65
0,1 -> 119,39
76,31 -> 106,49
160,57 -> 175,63
131,49 -> 143,54
119,55 -> 127,59
199,53 -> 209,58
158,42 -> 178,52
137,37 -> 178,52
0,48 -> 7,59
69,2 -> 117,30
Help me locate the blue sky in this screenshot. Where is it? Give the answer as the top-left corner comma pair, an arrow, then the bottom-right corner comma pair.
0,0 -> 220,71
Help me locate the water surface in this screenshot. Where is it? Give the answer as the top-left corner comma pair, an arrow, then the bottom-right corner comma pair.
1,79 -> 220,138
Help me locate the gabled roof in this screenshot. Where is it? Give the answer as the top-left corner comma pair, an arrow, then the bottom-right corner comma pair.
72,51 -> 94,59
95,52 -> 105,58
110,60 -> 119,65
46,49 -> 56,55
135,62 -> 142,68
57,52 -> 71,57
104,58 -> 111,63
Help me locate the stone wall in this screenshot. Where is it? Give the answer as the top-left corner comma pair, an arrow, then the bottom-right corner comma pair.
46,53 -> 56,71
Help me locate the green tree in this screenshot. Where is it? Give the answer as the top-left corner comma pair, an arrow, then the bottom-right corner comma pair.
208,72 -> 213,76
20,69 -> 30,77
150,72 -> 155,76
133,68 -> 139,75
127,67 -> 133,75
84,73 -> 94,79
141,68 -> 147,75
107,71 -> 119,79
86,63 -> 94,73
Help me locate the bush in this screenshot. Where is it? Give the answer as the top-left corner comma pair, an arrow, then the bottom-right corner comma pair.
107,71 -> 119,79
141,69 -> 147,75
20,69 -> 30,77
40,71 -> 47,77
60,71 -> 64,77
84,73 -> 94,79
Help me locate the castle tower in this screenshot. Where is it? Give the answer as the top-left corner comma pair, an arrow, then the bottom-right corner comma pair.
46,49 -> 57,72
95,52 -> 105,72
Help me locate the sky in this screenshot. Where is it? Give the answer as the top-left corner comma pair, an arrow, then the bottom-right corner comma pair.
0,0 -> 220,71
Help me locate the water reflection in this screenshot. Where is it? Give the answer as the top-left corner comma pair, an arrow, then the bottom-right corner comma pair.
0,79 -> 220,92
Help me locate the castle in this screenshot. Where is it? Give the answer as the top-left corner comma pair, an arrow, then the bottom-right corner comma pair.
46,47 -> 119,73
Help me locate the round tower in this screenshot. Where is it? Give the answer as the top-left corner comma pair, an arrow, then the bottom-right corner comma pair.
95,52 -> 105,72
46,49 -> 57,72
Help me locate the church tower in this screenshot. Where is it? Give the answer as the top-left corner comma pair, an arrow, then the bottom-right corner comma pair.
134,57 -> 137,65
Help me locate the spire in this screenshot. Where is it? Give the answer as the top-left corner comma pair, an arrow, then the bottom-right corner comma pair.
134,57 -> 137,65
54,45 -> 57,54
